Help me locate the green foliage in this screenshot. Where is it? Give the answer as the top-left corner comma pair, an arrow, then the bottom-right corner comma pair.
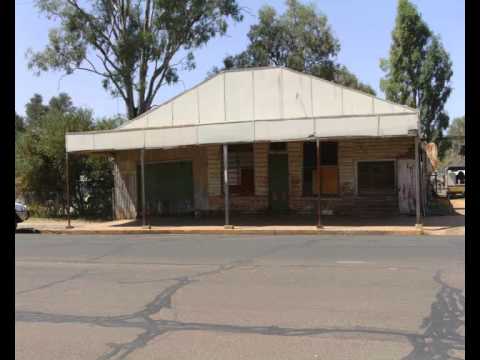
27,0 -> 243,119
15,112 -> 25,135
25,94 -> 49,126
440,116 -> 465,167
380,0 -> 453,147
26,203 -> 54,218
94,116 -> 126,130
15,93 -> 126,219
210,0 -> 375,95
447,116 -> 465,138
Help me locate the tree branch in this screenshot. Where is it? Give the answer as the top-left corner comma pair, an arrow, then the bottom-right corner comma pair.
95,53 -> 129,104
138,0 -> 152,111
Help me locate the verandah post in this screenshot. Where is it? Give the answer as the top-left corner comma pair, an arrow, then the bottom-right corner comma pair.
223,144 -> 232,229
65,151 -> 73,229
141,148 -> 147,227
415,135 -> 423,229
316,139 -> 323,228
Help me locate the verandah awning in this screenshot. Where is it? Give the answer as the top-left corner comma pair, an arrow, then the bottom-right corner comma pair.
66,67 -> 419,153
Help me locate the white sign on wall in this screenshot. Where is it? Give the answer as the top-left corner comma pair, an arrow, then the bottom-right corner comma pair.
228,168 -> 239,186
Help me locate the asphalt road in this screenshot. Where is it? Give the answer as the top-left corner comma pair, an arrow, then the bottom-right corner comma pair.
15,234 -> 465,360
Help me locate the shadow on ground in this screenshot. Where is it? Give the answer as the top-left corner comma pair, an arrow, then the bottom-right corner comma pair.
403,271 -> 465,360
15,228 -> 40,234
111,212 -> 464,229
110,197 -> 464,230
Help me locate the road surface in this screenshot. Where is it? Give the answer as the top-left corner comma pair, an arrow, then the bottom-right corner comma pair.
15,234 -> 465,360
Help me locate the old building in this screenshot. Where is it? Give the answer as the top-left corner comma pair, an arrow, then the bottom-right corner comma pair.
66,67 -> 422,225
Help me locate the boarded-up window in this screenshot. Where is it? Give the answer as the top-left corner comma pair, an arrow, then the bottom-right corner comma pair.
303,142 -> 338,196
270,142 -> 287,152
357,161 -> 395,195
320,142 -> 338,165
222,144 -> 254,195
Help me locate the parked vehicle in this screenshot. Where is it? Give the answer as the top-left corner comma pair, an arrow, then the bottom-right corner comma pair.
445,166 -> 465,198
15,202 -> 29,230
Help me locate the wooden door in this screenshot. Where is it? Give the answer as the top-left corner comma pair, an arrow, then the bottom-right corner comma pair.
269,153 -> 289,212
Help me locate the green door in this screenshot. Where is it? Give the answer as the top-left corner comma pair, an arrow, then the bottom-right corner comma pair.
138,161 -> 194,216
269,153 -> 289,212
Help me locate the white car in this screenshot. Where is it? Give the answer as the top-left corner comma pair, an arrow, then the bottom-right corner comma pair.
15,202 -> 29,230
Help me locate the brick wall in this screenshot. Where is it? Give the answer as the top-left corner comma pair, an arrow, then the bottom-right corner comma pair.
254,143 -> 269,196
288,197 -> 355,215
338,137 -> 415,196
287,142 -> 303,197
208,196 -> 269,213
207,145 -> 222,197
113,137 -> 415,218
207,143 -> 269,212
288,137 -> 415,215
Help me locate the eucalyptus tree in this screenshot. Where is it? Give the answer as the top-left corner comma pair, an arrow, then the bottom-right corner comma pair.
380,0 -> 453,146
28,0 -> 243,119
211,0 -> 376,95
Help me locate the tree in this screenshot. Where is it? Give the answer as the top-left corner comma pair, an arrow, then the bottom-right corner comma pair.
48,92 -> 75,113
16,93 -> 125,218
447,115 -> 464,138
210,0 -> 376,95
25,94 -> 48,126
440,116 -> 465,167
380,0 -> 453,147
15,112 -> 25,135
94,116 -> 126,130
27,0 -> 243,119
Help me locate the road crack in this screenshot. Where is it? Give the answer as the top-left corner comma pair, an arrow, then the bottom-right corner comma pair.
16,270 -> 90,296
16,239 -> 464,360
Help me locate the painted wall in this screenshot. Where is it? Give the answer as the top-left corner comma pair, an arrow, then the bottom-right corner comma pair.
113,146 -> 208,219
113,151 -> 139,219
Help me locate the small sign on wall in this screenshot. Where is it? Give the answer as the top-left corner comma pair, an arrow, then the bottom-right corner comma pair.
228,168 -> 240,186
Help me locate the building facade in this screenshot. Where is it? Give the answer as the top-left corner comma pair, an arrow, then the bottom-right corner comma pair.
66,67 -> 421,222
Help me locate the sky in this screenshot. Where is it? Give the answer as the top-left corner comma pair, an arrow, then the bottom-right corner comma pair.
15,0 -> 465,122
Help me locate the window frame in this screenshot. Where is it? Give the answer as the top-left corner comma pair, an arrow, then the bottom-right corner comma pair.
302,141 -> 340,197
221,144 -> 255,196
320,142 -> 338,166
355,159 -> 397,196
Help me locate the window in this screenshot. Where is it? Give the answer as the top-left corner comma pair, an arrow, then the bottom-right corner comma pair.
357,161 -> 395,195
303,142 -> 338,196
222,144 -> 254,195
456,171 -> 465,185
320,142 -> 338,165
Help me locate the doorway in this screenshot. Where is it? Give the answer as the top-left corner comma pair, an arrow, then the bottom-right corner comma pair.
269,144 -> 289,212
137,161 -> 194,216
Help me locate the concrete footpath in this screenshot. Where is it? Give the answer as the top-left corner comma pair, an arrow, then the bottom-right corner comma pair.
17,199 -> 465,236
